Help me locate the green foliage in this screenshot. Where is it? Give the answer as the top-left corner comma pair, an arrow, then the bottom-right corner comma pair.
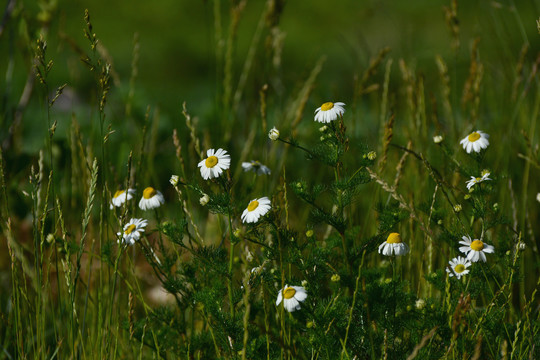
1,1 -> 539,359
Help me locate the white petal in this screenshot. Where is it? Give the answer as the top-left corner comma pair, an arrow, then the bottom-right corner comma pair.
478,251 -> 487,262
293,287 -> 307,302
283,298 -> 299,312
459,246 -> 471,255
275,290 -> 283,306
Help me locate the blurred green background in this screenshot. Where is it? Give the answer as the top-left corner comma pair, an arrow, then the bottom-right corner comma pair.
2,0 -> 539,147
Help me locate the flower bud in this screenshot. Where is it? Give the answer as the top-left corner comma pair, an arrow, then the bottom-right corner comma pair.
170,175 -> 180,186
268,127 -> 279,141
199,194 -> 210,206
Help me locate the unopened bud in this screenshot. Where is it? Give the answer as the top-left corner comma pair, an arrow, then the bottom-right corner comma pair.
199,194 -> 210,206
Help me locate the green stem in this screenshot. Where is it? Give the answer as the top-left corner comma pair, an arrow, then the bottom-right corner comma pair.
278,138 -> 314,157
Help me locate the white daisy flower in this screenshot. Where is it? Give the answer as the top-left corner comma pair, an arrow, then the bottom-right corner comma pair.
242,160 -> 271,176
275,285 -> 308,312
446,256 -> 472,279
241,197 -> 271,223
198,148 -> 231,180
118,218 -> 148,245
466,171 -> 492,190
458,235 -> 495,262
139,187 -> 165,210
378,232 -> 409,256
314,102 -> 345,123
110,189 -> 136,209
460,130 -> 490,153
268,127 -> 280,141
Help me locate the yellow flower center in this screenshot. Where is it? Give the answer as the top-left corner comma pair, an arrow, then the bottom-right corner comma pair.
205,156 -> 218,168
470,240 -> 484,251
454,264 -> 466,273
321,102 -> 334,111
113,190 -> 126,198
124,224 -> 136,235
386,232 -> 402,244
283,287 -> 296,299
476,177 -> 482,182
143,187 -> 157,199
247,200 -> 259,212
468,132 -> 481,142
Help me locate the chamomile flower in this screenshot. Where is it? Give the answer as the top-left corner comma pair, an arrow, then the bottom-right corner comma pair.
110,189 -> 136,209
118,218 -> 148,245
466,171 -> 492,190
275,285 -> 308,312
459,235 -> 495,262
242,160 -> 271,175
314,102 -> 345,123
378,232 -> 409,256
446,256 -> 472,279
139,187 -> 165,210
460,130 -> 490,153
198,148 -> 231,180
241,197 -> 271,223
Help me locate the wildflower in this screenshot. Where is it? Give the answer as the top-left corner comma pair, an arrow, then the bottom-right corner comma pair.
331,274 -> 340,282
268,127 -> 280,141
460,130 -> 489,153
433,135 -> 443,144
275,285 -> 308,312
305,229 -> 314,238
110,189 -> 136,209
459,235 -> 495,262
454,204 -> 462,212
118,218 -> 148,245
446,256 -> 472,279
241,197 -> 271,223
169,175 -> 180,186
536,193 -> 540,203
415,299 -> 426,310
199,194 -> 210,206
378,232 -> 409,256
139,187 -> 165,210
367,151 -> 377,160
198,148 -> 231,180
314,102 -> 345,123
301,280 -> 308,287
242,160 -> 271,175
466,172 -> 492,190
